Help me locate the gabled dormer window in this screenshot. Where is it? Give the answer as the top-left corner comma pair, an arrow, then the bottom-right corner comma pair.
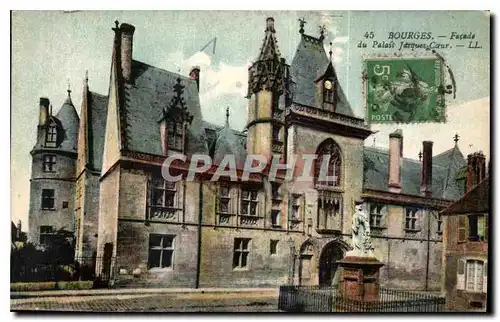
160,77 -> 194,154
46,125 -> 57,148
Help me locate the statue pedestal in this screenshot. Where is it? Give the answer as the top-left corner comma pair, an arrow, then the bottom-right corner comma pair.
337,255 -> 384,302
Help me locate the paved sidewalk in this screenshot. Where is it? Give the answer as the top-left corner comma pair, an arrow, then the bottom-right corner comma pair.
11,287 -> 279,299
11,289 -> 280,312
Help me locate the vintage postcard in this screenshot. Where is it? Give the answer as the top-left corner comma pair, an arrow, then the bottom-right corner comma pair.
10,10 -> 490,313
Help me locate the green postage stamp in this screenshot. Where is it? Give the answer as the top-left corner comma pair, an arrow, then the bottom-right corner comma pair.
365,57 -> 445,124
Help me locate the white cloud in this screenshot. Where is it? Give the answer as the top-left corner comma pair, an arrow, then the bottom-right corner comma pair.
163,50 -> 250,127
333,36 -> 349,44
323,43 -> 345,64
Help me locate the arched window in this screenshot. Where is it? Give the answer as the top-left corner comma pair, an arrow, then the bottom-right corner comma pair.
315,139 -> 342,187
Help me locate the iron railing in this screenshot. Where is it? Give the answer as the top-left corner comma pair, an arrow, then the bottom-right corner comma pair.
278,285 -> 446,313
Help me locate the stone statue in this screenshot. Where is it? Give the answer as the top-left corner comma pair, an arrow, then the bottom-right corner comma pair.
351,201 -> 373,256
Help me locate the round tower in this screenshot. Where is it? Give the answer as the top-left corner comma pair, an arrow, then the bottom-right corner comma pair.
28,87 -> 80,247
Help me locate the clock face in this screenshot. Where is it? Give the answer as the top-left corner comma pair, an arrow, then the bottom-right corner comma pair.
324,80 -> 333,90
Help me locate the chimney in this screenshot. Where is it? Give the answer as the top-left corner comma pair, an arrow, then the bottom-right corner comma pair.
189,66 -> 200,91
420,141 -> 433,197
466,151 -> 486,192
39,97 -> 50,125
388,129 -> 403,193
266,17 -> 275,33
120,23 -> 136,83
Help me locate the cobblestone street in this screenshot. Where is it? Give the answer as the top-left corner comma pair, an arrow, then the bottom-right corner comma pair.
11,291 -> 280,312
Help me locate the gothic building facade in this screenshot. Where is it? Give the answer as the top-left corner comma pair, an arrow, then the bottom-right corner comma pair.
28,17 -> 471,290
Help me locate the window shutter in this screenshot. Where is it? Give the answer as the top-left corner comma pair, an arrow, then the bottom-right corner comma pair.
484,214 -> 488,241
457,259 -> 466,290
458,216 -> 467,243
483,260 -> 488,293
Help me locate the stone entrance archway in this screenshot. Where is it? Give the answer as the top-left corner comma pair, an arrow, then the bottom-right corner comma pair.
319,241 -> 348,287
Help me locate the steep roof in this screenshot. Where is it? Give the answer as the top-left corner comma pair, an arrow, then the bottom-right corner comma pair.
55,92 -> 80,152
212,111 -> 248,169
203,121 -> 246,159
87,92 -> 108,170
441,177 -> 490,214
121,60 -> 208,156
363,146 -> 466,200
290,34 -> 354,117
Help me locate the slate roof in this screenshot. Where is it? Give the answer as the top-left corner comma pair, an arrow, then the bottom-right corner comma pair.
122,60 -> 208,156
290,34 -> 354,117
363,146 -> 466,200
55,93 -> 80,152
87,92 -> 108,170
202,120 -> 246,160
33,92 -> 80,153
441,177 -> 490,214
212,116 -> 248,169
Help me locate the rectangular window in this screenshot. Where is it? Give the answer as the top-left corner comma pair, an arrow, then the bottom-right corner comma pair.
468,215 -> 486,241
151,177 -> 176,208
271,183 -> 282,201
240,189 -> 258,216
370,204 -> 384,228
148,234 -> 175,269
39,226 -> 54,245
219,185 -> 230,214
41,189 -> 55,209
291,194 -> 301,220
437,214 -> 443,234
43,155 -> 56,172
466,260 -> 484,292
46,126 -> 57,147
271,210 -> 281,227
233,238 -> 251,269
405,207 -> 419,230
272,125 -> 281,142
62,201 -> 68,209
270,240 -> 278,255
167,121 -> 184,151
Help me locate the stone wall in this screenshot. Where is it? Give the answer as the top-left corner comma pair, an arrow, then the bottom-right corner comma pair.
28,152 -> 76,245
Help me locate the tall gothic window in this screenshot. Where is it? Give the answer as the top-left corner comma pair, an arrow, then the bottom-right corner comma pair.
167,120 -> 184,151
315,139 -> 342,187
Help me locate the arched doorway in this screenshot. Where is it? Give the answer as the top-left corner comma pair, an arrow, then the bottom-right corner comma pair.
319,241 -> 346,287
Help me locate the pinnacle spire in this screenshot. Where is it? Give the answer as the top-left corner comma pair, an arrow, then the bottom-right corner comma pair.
257,17 -> 280,61
298,17 -> 306,34
65,79 -> 73,105
329,42 -> 333,62
225,107 -> 230,126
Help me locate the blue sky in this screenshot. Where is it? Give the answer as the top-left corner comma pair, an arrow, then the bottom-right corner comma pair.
11,11 -> 490,227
